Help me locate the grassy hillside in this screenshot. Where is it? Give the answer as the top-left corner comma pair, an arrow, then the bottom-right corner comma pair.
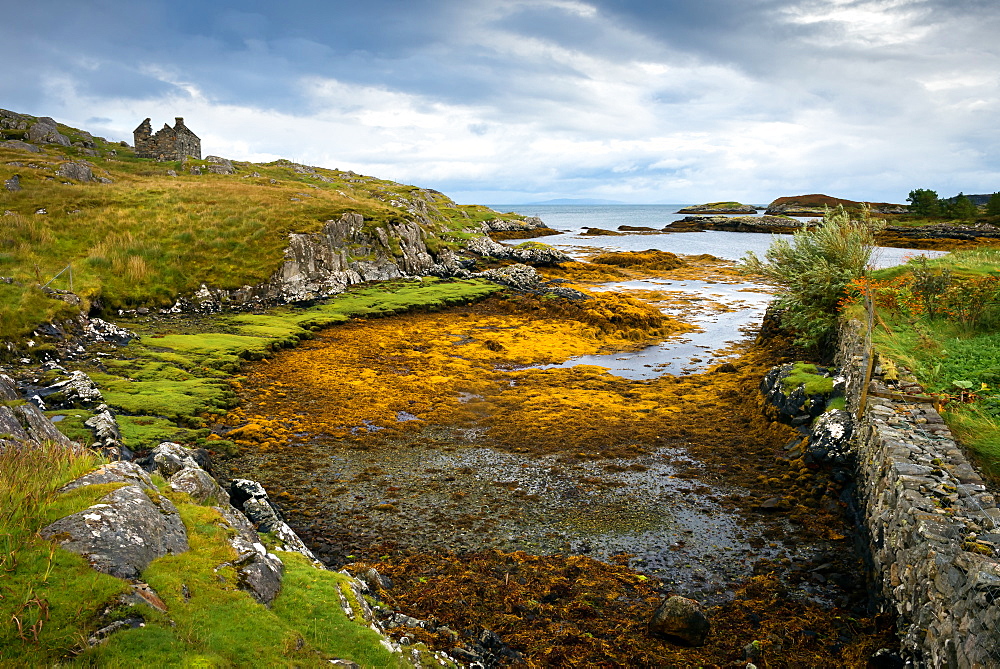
0,112 -> 524,338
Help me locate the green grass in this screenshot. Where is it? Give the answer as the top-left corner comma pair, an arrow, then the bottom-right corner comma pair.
863,250 -> 1000,478
0,439 -> 428,666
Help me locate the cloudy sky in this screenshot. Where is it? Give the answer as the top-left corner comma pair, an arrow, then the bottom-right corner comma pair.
2,0 -> 998,204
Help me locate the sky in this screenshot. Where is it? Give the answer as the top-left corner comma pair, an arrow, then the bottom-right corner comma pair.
2,0 -> 998,205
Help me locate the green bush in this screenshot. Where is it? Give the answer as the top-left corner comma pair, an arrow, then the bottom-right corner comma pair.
739,204 -> 884,349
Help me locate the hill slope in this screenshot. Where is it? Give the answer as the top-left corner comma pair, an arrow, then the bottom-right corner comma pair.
0,110 -> 539,341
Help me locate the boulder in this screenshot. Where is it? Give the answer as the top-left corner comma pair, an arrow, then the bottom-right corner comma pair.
478,263 -> 544,291
0,402 -> 77,448
0,373 -> 18,401
41,484 -> 189,579
150,442 -> 201,477
806,410 -> 855,465
170,467 -> 230,505
230,479 -> 317,559
56,161 -> 94,182
60,461 -> 154,493
4,174 -> 20,191
205,156 -> 235,175
760,363 -> 841,426
1,140 -> 42,153
44,370 -> 104,408
27,117 -> 70,146
648,595 -> 711,646
84,406 -> 131,461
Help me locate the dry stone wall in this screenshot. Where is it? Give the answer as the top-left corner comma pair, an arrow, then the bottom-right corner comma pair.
837,319 -> 1000,668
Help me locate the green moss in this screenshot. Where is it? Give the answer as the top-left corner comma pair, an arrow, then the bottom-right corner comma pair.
781,362 -> 834,395
45,409 -> 95,443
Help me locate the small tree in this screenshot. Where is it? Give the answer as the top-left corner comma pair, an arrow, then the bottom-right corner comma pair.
987,192 -> 1000,216
947,192 -> 978,220
739,204 -> 884,349
907,188 -> 941,216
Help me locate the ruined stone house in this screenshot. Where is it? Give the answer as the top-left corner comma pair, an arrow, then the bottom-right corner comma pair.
133,117 -> 201,161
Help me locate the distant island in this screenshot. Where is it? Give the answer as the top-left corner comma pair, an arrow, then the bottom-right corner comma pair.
677,201 -> 757,214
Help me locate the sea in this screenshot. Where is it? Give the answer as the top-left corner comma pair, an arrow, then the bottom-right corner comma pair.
488,204 -> 941,268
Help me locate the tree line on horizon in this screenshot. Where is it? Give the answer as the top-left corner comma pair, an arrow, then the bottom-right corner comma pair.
907,189 -> 1000,219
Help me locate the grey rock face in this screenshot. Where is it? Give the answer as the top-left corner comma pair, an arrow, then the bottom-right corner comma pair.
230,479 -> 316,559
47,370 -> 104,408
481,216 -> 547,233
0,108 -> 29,130
84,407 -> 130,460
648,595 -> 711,646
27,117 -> 71,146
0,402 -> 76,448
212,504 -> 284,605
0,373 -> 18,401
42,485 -> 189,579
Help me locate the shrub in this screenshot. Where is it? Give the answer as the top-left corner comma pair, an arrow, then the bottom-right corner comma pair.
739,204 -> 884,349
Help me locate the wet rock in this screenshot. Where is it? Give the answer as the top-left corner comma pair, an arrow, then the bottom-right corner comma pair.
757,497 -> 788,512
361,567 -> 394,593
760,362 -> 840,425
648,595 -> 711,646
807,410 -> 854,465
41,484 -> 189,579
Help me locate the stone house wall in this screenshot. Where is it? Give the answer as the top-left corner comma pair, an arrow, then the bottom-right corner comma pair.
837,319 -> 1000,668
133,117 -> 201,161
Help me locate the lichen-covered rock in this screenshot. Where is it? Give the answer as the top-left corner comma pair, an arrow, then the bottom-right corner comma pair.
59,461 -> 154,493
84,406 -> 131,461
1,140 -> 42,153
169,467 -> 230,505
0,373 -> 18,401
0,402 -> 77,448
648,595 -> 711,646
41,485 -> 189,579
45,370 -> 104,408
205,155 -> 235,175
4,174 -> 20,191
478,263 -> 544,291
150,442 -> 201,477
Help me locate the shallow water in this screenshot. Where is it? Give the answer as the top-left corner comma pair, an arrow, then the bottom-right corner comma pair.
538,278 -> 773,378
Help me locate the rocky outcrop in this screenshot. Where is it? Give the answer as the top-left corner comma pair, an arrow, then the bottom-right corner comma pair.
759,362 -> 842,428
205,155 -> 235,175
42,461 -> 189,580
676,203 -> 756,214
666,215 -> 805,233
26,116 -> 71,147
0,374 -> 77,449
